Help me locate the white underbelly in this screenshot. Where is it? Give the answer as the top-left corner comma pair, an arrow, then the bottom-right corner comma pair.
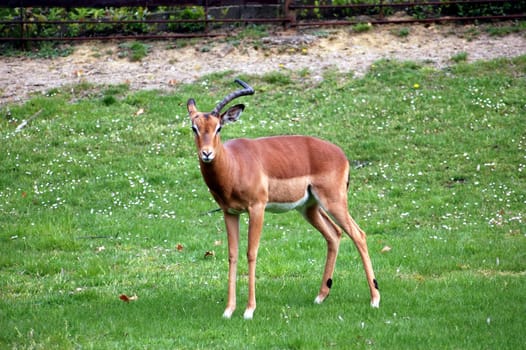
265,189 -> 310,213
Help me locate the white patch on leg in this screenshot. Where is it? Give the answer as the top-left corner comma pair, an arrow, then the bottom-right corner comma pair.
371,298 -> 380,308
223,309 -> 234,319
314,295 -> 324,304
243,308 -> 255,320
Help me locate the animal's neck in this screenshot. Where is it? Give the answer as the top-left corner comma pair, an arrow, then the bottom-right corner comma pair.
199,143 -> 232,192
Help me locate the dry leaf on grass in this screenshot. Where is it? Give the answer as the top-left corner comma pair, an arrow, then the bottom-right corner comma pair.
119,294 -> 138,302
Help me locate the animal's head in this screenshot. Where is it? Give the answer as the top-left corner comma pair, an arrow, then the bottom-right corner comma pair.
187,79 -> 254,163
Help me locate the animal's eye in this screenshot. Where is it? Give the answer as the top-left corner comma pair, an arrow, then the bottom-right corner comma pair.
191,125 -> 199,135
216,126 -> 222,133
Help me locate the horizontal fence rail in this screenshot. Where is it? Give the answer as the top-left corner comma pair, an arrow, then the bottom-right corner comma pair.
2,0 -> 282,6
0,0 -> 524,44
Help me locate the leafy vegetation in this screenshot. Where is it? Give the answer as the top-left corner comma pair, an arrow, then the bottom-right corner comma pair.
485,20 -> 526,36
1,1 -> 525,45
352,22 -> 372,33
117,41 -> 150,62
392,27 -> 410,38
0,6 -> 205,40
167,6 -> 206,33
0,56 -> 525,349
295,0 -> 526,20
451,51 -> 468,63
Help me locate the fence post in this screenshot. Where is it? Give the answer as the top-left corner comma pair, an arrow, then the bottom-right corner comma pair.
19,6 -> 26,49
284,0 -> 296,28
204,0 -> 209,34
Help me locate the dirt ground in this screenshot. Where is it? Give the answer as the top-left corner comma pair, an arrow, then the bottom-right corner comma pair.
1,23 -> 525,105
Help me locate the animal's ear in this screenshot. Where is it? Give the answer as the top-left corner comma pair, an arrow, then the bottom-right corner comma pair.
220,104 -> 244,124
187,99 -> 197,114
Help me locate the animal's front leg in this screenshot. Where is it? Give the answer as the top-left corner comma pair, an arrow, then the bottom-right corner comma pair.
223,213 -> 240,319
244,204 -> 265,320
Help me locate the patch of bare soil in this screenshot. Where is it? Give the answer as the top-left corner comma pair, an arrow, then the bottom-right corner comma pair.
1,23 -> 525,105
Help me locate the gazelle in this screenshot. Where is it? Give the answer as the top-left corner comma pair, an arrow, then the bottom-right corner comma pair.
187,79 -> 380,319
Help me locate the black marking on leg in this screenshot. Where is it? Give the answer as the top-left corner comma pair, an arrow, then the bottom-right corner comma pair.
326,278 -> 333,289
373,279 -> 379,290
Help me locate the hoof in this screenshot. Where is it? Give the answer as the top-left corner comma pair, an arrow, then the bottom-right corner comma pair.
371,297 -> 380,308
223,309 -> 235,319
314,294 -> 327,304
243,308 -> 255,320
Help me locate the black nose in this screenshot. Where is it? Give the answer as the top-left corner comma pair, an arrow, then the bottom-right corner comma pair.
202,151 -> 212,158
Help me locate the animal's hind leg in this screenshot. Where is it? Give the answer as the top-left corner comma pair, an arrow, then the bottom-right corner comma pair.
325,203 -> 381,308
302,204 -> 343,304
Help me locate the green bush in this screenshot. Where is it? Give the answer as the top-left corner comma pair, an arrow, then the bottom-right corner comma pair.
0,5 -> 206,41
167,6 -> 206,33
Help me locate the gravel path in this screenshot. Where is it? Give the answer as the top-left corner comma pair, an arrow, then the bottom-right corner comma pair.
1,23 -> 525,105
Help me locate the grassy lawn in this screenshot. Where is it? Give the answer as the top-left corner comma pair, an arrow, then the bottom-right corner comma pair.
1,56 -> 525,349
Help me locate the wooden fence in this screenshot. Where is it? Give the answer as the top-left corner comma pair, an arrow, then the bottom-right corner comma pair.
0,0 -> 524,44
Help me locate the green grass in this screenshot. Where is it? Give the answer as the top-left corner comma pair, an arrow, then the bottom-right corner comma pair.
392,27 -> 410,38
451,51 -> 468,63
117,41 -> 150,62
352,22 -> 372,33
485,20 -> 526,37
1,56 -> 525,349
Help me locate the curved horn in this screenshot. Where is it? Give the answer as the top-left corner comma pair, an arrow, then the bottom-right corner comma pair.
211,79 -> 255,116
